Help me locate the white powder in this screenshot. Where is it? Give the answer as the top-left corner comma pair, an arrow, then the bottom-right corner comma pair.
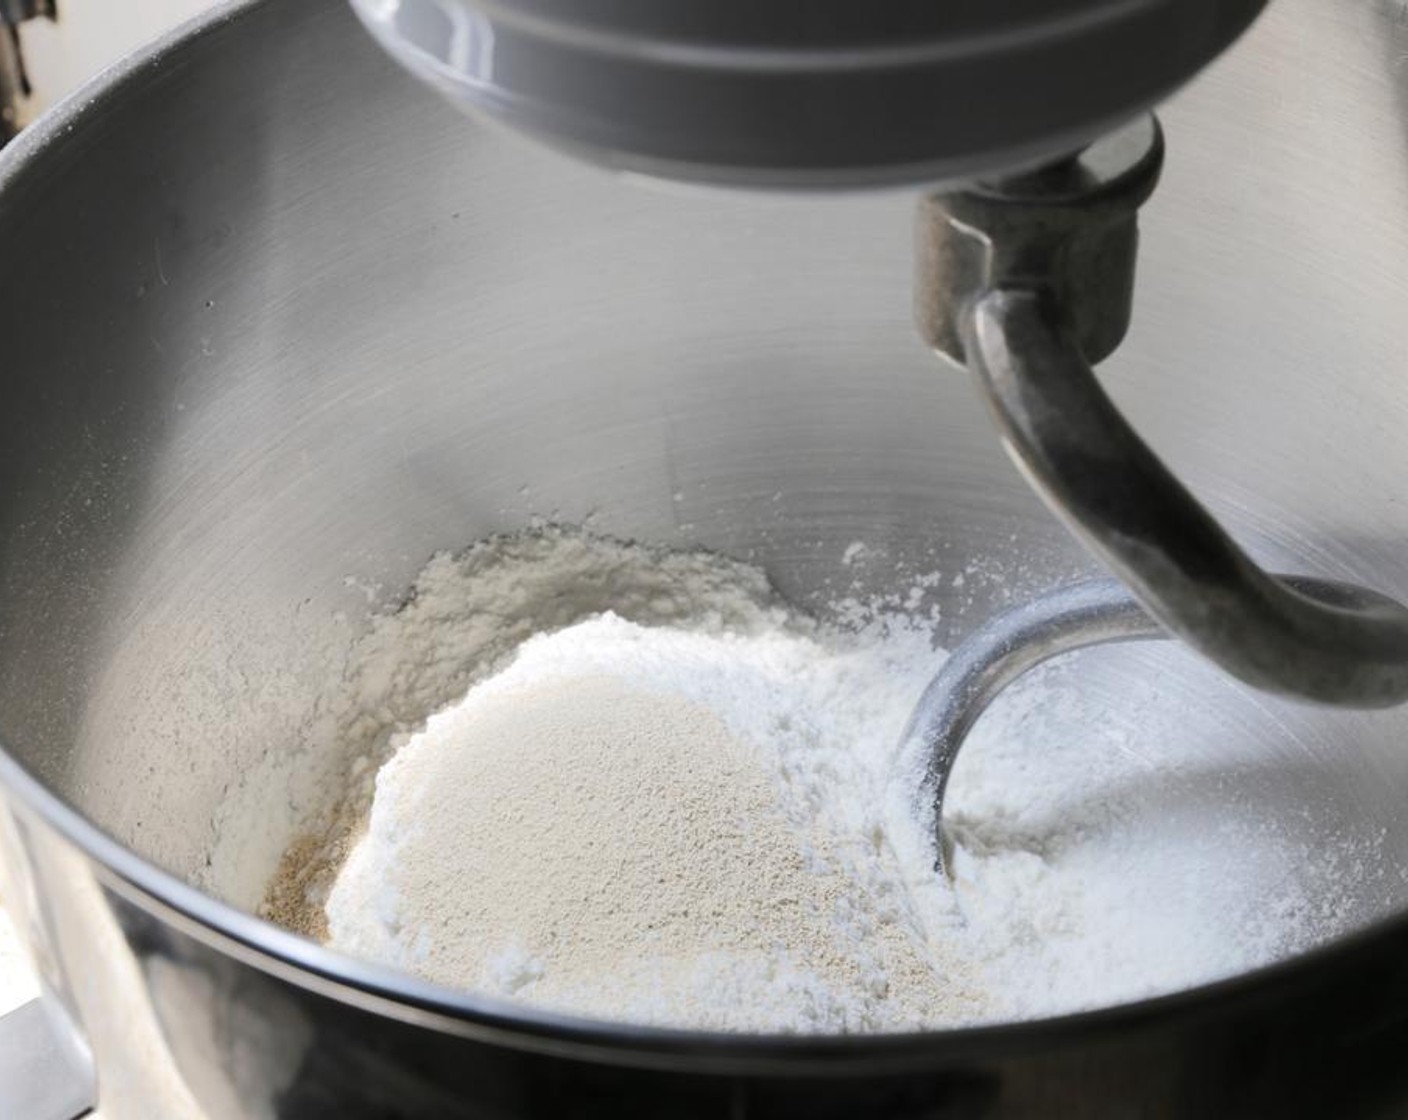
260,529 -> 802,933
328,669 -> 982,1031
307,528 -> 1351,1032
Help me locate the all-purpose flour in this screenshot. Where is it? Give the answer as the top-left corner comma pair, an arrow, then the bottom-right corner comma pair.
326,614 -> 990,1031
273,528 -> 1352,1032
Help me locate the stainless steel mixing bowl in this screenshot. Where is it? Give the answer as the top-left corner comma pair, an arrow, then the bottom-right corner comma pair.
3,0 -> 1408,1116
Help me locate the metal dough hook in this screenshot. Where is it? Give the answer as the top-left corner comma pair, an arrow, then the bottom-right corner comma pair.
911,115 -> 1408,874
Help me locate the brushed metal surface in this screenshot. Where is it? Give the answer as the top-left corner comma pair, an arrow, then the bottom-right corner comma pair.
0,0 -> 1406,1115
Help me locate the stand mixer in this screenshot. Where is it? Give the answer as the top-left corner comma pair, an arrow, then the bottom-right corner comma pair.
351,0 -> 1408,865
7,1 -> 1408,1114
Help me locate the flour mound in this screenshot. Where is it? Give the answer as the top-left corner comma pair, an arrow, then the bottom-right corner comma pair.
280,527 -> 1348,1033
327,618 -> 984,1032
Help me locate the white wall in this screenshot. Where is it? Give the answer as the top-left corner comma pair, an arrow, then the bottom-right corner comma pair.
18,0 -> 218,121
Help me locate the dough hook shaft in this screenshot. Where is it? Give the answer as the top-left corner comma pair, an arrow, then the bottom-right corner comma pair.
913,115 -> 1408,871
966,287 -> 1408,707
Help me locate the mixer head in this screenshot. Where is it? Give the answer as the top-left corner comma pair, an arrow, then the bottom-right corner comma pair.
349,0 -> 1267,189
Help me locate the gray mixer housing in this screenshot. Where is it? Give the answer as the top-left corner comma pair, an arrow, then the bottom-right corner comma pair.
350,0 -> 1267,188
